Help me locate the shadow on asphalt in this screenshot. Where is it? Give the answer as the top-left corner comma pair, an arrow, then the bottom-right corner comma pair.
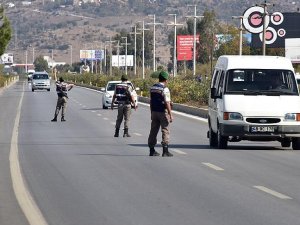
129,143 -> 209,149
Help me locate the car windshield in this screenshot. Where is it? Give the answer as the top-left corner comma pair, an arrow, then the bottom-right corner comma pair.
225,69 -> 298,96
32,74 -> 49,79
106,82 -> 134,91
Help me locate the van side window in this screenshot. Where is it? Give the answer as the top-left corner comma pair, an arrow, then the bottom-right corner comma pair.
211,69 -> 220,89
216,71 -> 225,96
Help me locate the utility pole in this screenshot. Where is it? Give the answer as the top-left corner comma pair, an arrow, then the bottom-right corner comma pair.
147,14 -> 161,72
186,5 -> 203,76
25,50 -> 28,73
32,47 -> 35,63
115,40 -> 123,69
121,36 -> 131,76
138,21 -> 149,79
106,38 -> 116,76
258,1 -> 272,55
232,16 -> 244,55
69,45 -> 73,66
130,25 -> 141,77
168,14 -> 183,77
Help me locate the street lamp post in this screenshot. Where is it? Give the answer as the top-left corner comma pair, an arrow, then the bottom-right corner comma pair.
168,14 -> 183,77
130,25 -> 141,77
186,5 -> 203,76
232,16 -> 244,55
147,14 -> 161,72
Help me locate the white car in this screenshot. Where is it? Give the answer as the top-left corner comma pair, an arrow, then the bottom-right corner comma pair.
101,81 -> 139,109
31,72 -> 51,92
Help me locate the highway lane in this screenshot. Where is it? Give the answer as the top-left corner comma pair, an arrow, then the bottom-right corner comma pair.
2,80 -> 300,225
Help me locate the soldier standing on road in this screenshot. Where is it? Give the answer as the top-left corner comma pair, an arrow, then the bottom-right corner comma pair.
51,77 -> 74,122
111,75 -> 136,137
148,71 -> 173,157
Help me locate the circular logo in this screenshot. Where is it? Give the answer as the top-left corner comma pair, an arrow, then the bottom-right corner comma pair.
278,28 -> 286,37
242,6 -> 270,34
271,12 -> 284,25
259,27 -> 277,44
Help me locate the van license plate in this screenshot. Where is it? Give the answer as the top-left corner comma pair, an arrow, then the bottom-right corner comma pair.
250,126 -> 275,133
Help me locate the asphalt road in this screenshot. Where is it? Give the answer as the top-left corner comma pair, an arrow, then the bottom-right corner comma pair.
1,80 -> 300,225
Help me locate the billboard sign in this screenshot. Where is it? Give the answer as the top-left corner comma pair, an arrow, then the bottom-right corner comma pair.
242,7 -> 300,48
80,50 -> 104,60
0,53 -> 14,65
112,55 -> 133,67
177,35 -> 200,61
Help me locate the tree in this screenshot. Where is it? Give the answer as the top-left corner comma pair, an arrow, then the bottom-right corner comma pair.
0,7 -> 12,56
34,56 -> 48,71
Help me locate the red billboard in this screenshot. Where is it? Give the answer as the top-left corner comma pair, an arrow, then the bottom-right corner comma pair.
177,35 -> 200,61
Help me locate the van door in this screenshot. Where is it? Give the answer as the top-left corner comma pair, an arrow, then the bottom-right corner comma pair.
209,69 -> 225,132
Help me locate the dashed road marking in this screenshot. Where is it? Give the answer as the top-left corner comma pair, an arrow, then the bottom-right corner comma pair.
91,111 -> 96,113
202,162 -> 224,171
111,122 -> 116,125
97,114 -> 102,116
103,117 -> 109,120
253,186 -> 292,200
133,132 -> 142,136
171,149 -> 187,155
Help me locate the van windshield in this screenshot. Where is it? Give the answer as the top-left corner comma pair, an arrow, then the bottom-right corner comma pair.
32,74 -> 49,79
225,69 -> 298,95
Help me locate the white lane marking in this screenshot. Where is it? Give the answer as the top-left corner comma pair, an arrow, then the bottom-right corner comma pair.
82,105 -> 86,108
111,122 -> 116,125
91,111 -> 96,113
171,149 -> 187,155
133,132 -> 142,136
138,102 -> 208,123
253,186 -> 292,200
97,114 -> 102,116
202,162 -> 224,171
10,83 -> 48,225
103,117 -> 109,120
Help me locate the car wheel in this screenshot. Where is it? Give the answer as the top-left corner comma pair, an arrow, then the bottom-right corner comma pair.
209,126 -> 218,148
281,138 -> 291,148
292,137 -> 300,150
47,89 -> 50,92
217,126 -> 228,149
103,104 -> 108,109
32,89 -> 34,92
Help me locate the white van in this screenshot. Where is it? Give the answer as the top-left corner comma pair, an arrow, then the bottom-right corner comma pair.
208,55 -> 300,149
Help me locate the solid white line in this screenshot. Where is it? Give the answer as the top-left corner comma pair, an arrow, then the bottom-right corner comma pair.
133,133 -> 142,136
202,162 -> 224,171
10,83 -> 48,225
171,149 -> 187,155
253,186 -> 292,200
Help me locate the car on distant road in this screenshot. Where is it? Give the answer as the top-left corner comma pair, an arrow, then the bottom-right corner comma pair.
31,72 -> 51,92
101,81 -> 139,109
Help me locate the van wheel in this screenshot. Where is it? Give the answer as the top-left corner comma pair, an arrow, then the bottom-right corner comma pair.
292,138 -> 300,150
47,89 -> 50,92
102,104 -> 108,109
209,126 -> 218,148
281,138 -> 291,148
217,127 -> 228,149
32,89 -> 34,92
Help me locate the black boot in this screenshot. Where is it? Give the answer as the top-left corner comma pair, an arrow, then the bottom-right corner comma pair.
114,128 -> 119,137
61,117 -> 66,122
123,128 -> 131,137
51,116 -> 57,122
162,145 -> 173,157
149,147 -> 160,156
